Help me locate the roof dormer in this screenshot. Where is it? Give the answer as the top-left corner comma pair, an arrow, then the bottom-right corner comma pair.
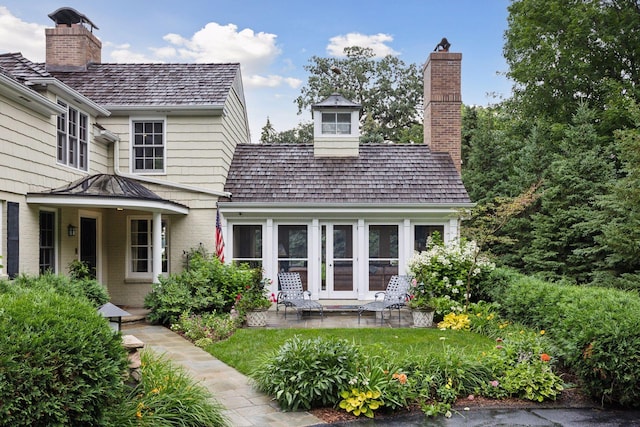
311,93 -> 361,157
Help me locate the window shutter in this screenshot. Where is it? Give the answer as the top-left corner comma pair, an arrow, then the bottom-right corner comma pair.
7,202 -> 19,278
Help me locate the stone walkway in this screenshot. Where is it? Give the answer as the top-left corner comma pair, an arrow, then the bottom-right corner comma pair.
122,322 -> 325,427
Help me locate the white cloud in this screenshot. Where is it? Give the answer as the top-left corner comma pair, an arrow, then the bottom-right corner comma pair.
106,21 -> 299,90
0,6 -> 45,61
327,32 -> 399,57
245,74 -> 302,89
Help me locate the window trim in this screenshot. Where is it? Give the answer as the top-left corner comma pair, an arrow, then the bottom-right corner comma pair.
56,99 -> 89,171
126,216 -> 169,280
130,117 -> 167,175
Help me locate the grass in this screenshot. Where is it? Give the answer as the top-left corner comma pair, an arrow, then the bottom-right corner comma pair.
206,327 -> 495,374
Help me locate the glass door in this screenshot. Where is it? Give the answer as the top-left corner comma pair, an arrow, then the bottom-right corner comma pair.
321,224 -> 356,298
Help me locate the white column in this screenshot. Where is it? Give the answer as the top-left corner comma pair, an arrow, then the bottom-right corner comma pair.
152,211 -> 162,284
309,219 -> 320,299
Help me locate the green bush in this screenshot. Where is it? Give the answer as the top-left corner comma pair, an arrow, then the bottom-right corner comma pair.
8,272 -> 109,307
495,273 -> 640,407
251,336 -> 360,411
111,350 -> 228,426
0,288 -> 128,426
170,311 -> 239,347
144,252 -> 259,325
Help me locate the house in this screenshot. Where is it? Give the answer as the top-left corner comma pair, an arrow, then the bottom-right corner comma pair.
0,7 -> 248,306
0,6 -> 470,305
218,51 -> 471,299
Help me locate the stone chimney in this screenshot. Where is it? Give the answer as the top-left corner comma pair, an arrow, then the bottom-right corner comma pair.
423,49 -> 462,172
45,7 -> 101,72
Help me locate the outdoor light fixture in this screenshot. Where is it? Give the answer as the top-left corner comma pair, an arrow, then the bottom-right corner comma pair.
67,224 -> 77,237
98,303 -> 131,332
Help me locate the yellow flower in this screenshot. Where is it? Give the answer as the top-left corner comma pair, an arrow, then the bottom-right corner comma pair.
540,330 -> 546,335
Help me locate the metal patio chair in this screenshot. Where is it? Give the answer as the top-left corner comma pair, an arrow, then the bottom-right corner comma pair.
277,272 -> 324,319
358,275 -> 411,325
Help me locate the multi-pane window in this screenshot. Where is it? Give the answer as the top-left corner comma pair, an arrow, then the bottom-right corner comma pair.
321,112 -> 351,135
232,225 -> 263,268
57,101 -> 88,171
39,211 -> 56,274
129,218 -> 168,276
133,121 -> 165,173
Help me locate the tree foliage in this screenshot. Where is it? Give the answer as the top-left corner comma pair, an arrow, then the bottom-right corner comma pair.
294,46 -> 423,142
260,120 -> 313,144
462,0 -> 640,286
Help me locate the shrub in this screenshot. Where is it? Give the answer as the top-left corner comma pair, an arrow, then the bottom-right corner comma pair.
111,350 -> 228,426
251,336 -> 360,411
9,272 -> 109,307
407,237 -> 494,307
495,273 -> 640,407
0,288 -> 128,426
170,311 -> 239,347
144,252 -> 258,325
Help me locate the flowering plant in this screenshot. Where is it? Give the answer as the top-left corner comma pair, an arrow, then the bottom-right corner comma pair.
234,276 -> 276,313
406,235 -> 494,307
406,278 -> 436,310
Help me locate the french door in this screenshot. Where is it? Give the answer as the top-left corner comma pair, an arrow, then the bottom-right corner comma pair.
321,223 -> 356,298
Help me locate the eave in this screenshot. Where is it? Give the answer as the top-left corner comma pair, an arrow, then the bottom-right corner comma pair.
26,77 -> 111,117
103,104 -> 226,116
27,194 -> 189,215
0,73 -> 66,116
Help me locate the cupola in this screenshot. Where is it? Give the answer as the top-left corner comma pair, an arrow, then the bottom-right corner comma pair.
311,93 -> 361,157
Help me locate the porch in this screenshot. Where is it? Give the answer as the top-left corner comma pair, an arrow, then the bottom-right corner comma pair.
124,301 -> 415,329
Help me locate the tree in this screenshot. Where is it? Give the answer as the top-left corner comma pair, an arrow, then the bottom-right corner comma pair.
523,105 -> 617,283
504,0 -> 640,128
260,120 -> 314,144
260,117 -> 277,143
295,46 -> 423,142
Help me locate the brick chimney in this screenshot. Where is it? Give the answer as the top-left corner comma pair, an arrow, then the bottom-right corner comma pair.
45,7 -> 101,72
423,50 -> 462,172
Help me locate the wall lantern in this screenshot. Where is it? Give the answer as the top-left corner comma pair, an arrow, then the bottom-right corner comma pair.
67,224 -> 77,237
98,302 -> 131,332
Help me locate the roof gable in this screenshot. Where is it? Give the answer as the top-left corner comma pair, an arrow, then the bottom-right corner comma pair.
223,144 -> 470,205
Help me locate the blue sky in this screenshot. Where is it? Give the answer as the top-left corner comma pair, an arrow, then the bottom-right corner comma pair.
0,1 -> 512,142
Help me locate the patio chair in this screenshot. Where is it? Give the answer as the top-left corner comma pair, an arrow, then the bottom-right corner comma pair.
277,272 -> 324,319
358,275 -> 411,325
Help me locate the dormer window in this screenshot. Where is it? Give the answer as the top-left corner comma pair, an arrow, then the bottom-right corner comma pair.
322,112 -> 351,135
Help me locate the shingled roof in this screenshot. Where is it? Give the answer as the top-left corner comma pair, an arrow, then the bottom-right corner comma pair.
0,53 -> 240,107
223,144 -> 470,205
50,63 -> 240,106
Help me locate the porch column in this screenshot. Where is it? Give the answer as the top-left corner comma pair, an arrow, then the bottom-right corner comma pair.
152,211 -> 162,284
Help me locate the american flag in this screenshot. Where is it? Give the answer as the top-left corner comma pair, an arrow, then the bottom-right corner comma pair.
215,209 -> 225,263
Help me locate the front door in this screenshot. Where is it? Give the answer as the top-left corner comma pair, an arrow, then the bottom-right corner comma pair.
322,224 -> 357,298
80,216 -> 97,280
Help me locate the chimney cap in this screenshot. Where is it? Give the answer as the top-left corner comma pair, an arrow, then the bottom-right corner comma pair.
48,7 -> 99,30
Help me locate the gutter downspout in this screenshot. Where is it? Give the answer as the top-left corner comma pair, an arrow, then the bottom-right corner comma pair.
105,131 -> 232,198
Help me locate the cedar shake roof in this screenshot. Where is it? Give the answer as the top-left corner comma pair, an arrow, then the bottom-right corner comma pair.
0,53 -> 239,106
223,144 -> 470,204
50,63 -> 240,106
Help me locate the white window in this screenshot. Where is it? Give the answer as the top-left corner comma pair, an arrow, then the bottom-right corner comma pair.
57,101 -> 89,171
132,120 -> 165,173
128,217 -> 168,278
321,112 -> 351,135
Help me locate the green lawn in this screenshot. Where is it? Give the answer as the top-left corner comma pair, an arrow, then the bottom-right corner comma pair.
207,328 -> 495,375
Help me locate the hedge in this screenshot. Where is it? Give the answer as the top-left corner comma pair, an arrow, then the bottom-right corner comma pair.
0,288 -> 128,426
492,271 -> 640,407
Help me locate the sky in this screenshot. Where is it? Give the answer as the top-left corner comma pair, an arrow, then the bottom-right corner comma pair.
0,1 -> 512,143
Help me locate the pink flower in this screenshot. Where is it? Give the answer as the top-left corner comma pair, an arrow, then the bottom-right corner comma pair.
496,345 -> 503,350
490,380 -> 499,387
